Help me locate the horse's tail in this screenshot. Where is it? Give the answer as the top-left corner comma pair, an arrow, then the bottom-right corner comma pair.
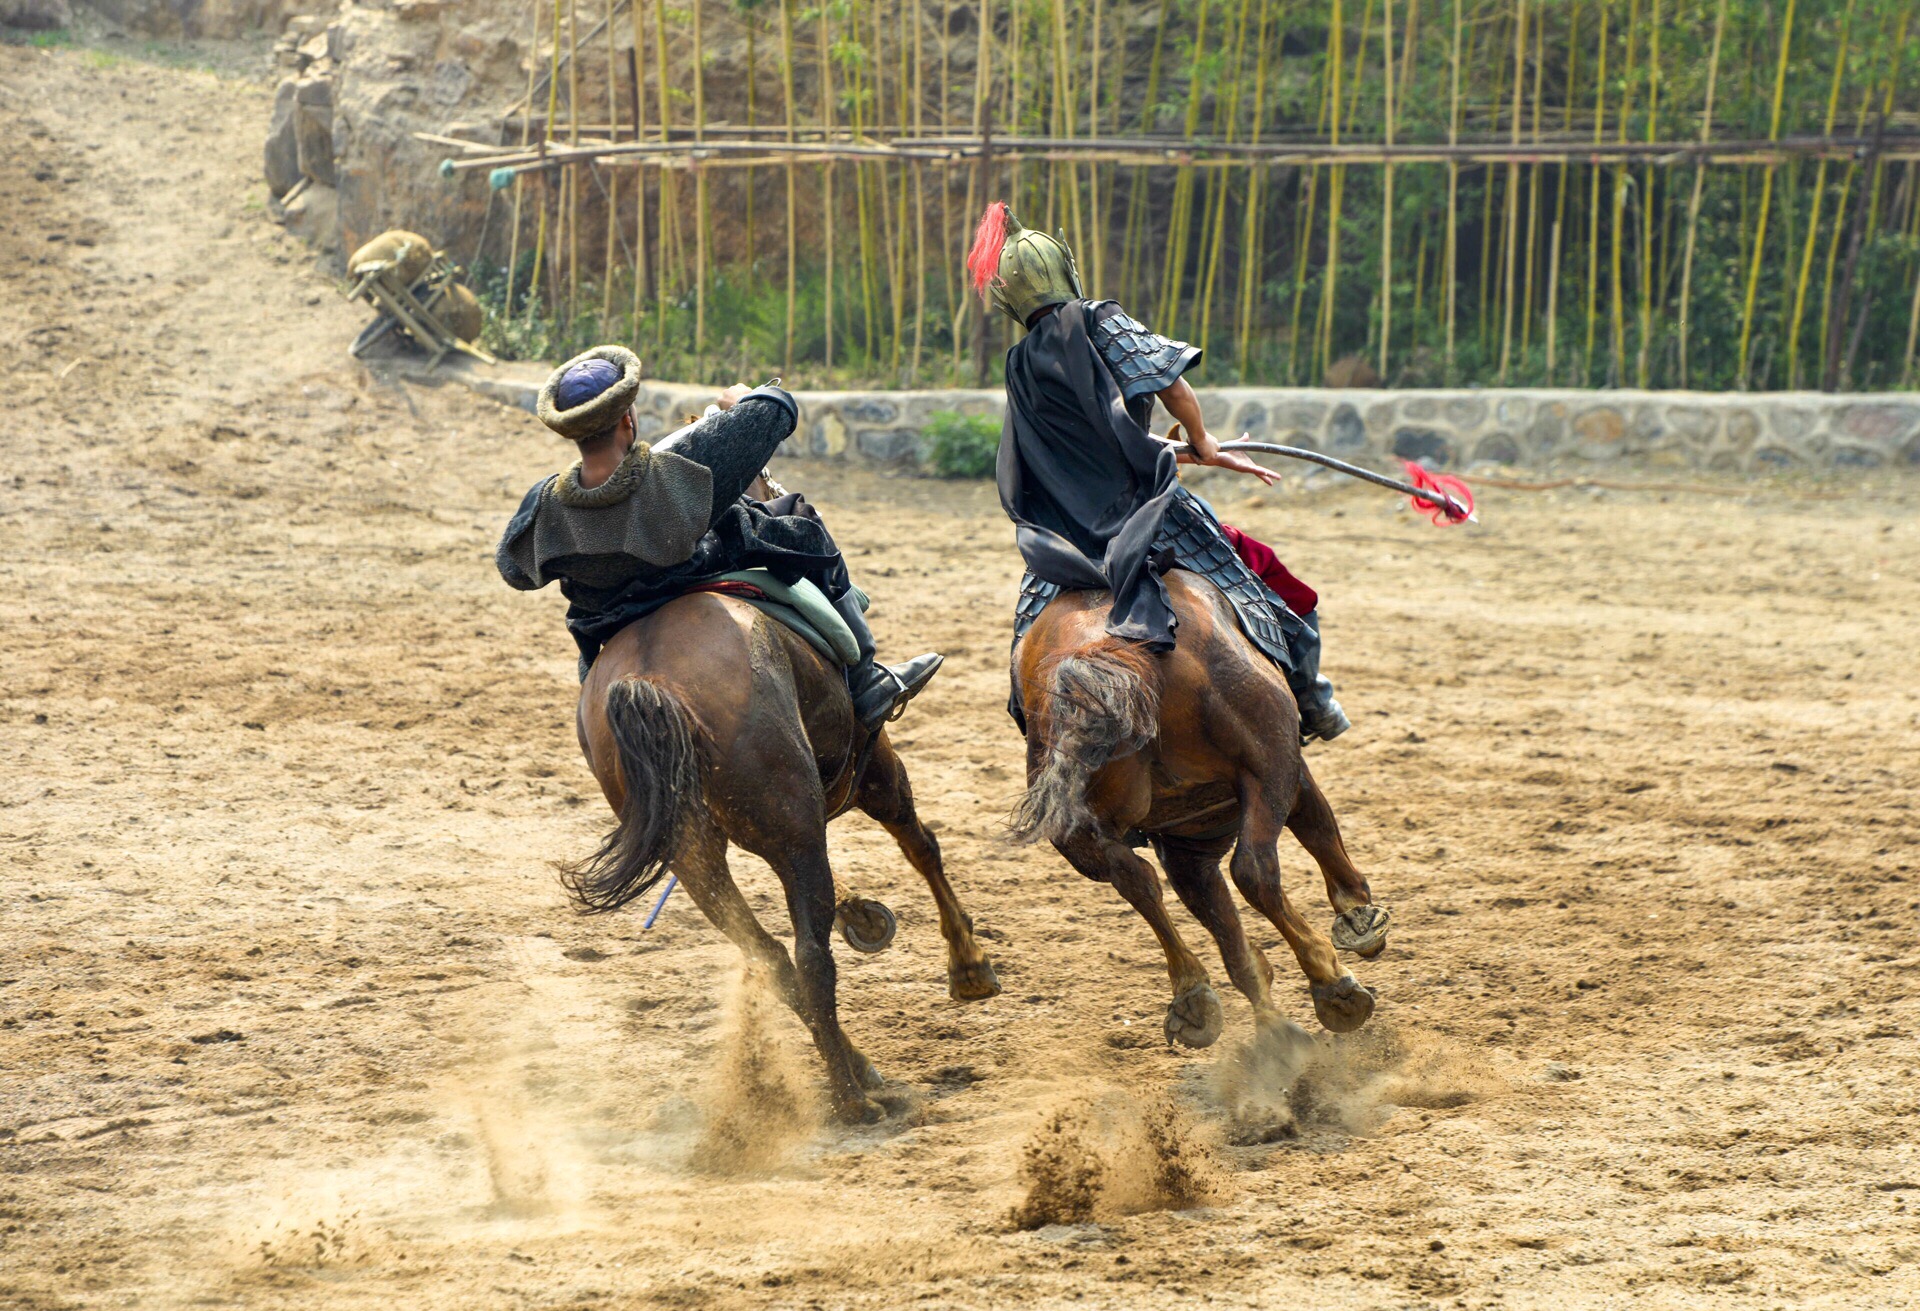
1011,637 -> 1160,846
562,676 -> 707,914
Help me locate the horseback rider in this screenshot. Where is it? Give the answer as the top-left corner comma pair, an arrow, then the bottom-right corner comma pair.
971,204 -> 1349,743
495,345 -> 942,730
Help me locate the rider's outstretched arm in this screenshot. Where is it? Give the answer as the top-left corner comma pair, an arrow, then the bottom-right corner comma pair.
653,384 -> 799,524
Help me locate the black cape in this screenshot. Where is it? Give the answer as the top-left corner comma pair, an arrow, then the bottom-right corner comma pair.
499,487 -> 849,679
996,299 -> 1184,650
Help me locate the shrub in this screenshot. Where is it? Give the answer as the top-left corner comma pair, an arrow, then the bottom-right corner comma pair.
923,410 -> 1001,479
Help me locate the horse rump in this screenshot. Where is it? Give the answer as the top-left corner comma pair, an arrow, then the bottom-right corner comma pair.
562,676 -> 706,914
1011,638 -> 1160,846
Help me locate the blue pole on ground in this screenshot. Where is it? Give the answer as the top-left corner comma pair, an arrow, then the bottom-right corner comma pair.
643,875 -> 678,929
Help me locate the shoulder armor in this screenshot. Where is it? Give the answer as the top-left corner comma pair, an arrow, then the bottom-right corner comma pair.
1089,308 -> 1201,401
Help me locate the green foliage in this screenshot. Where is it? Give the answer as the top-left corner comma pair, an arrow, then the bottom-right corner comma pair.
28,29 -> 72,47
923,411 -> 1001,479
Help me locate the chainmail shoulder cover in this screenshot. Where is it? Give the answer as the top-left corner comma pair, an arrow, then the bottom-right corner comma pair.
1010,488 -> 1294,674
1087,301 -> 1203,402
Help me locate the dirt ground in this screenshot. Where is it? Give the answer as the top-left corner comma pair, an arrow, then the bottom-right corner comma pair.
4,38 -> 1920,1311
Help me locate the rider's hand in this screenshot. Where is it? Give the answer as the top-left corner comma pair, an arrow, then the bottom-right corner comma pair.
1207,447 -> 1279,486
715,383 -> 753,410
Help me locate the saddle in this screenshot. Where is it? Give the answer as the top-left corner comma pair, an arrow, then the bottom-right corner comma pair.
693,569 -> 866,667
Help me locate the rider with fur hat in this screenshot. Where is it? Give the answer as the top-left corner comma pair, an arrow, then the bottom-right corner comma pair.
972,204 -> 1349,744
496,346 -> 942,730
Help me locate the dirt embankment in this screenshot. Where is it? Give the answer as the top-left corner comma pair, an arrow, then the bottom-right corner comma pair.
3,38 -> 1919,1311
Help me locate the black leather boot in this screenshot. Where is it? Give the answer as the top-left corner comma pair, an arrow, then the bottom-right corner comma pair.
1283,609 -> 1350,744
833,587 -> 944,732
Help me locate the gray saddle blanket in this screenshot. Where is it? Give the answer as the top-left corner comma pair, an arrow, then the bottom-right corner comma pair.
1012,488 -> 1296,672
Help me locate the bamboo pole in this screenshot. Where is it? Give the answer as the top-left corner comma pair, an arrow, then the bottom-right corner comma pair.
817,0 -> 835,372
1787,0 -> 1853,389
692,0 -> 707,362
1675,0 -> 1723,387
1316,0 -> 1346,377
1157,0 -> 1214,330
779,0 -> 796,373
1634,0 -> 1659,387
1378,0 -> 1396,377
1235,0 -> 1275,372
651,0 -> 678,346
1736,0 -> 1796,389
1519,5 -> 1542,363
601,0 -> 621,331
531,0 -> 565,308
1497,0 -> 1523,382
504,0 -> 542,321
1443,0 -> 1461,375
567,0 -> 582,323
1583,0 -> 1607,380
1607,0 -> 1637,386
627,13 -> 648,339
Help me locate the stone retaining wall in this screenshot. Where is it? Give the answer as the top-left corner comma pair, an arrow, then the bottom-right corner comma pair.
423,359 -> 1920,470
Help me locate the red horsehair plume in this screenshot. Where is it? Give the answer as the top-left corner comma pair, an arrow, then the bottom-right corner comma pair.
967,202 -> 1010,299
1401,460 -> 1475,525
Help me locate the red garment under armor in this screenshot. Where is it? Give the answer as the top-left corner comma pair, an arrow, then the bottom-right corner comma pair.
1219,523 -> 1319,616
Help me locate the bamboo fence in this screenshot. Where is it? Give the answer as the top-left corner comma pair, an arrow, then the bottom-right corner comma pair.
435,0 -> 1920,391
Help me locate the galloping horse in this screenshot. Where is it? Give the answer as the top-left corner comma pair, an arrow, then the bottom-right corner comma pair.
1012,573 -> 1390,1047
568,583 -> 1001,1124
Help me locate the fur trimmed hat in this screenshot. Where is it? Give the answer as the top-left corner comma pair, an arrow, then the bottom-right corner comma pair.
537,345 -> 643,440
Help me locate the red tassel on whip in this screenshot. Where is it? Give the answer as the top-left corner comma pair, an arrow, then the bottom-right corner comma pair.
1401,461 -> 1474,525
967,202 -> 1010,299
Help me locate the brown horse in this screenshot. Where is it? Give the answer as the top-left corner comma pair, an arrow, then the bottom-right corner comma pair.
1012,572 -> 1390,1047
569,588 -> 1001,1124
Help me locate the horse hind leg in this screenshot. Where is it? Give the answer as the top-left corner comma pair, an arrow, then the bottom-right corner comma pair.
673,828 -> 884,1095
854,732 -> 1001,1002
1156,837 -> 1308,1044
1231,791 -> 1376,1034
767,831 -> 885,1124
1286,762 -> 1391,958
1056,828 -> 1224,1049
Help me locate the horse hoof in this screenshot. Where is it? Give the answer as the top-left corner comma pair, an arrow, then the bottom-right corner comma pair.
833,1094 -> 885,1125
849,1049 -> 885,1090
947,955 -> 1003,1003
1311,976 -> 1376,1034
1164,983 -> 1225,1049
1332,905 -> 1391,958
835,898 -> 898,954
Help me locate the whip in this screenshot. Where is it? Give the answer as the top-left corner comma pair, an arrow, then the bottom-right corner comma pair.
1170,435 -> 1477,525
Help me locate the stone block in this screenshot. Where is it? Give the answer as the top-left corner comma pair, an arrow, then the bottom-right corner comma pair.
1472,432 -> 1522,466
1272,399 -> 1328,440
1665,404 -> 1719,447
842,398 -> 899,424
264,78 -> 301,198
1391,427 -> 1454,466
1401,396 -> 1439,422
812,412 -> 848,457
293,76 -> 336,187
280,182 -> 338,255
1570,405 -> 1626,458
1525,403 -> 1568,455
1836,402 -> 1920,447
1364,401 -> 1398,436
1725,408 -> 1761,449
429,59 -> 473,107
1494,395 -> 1534,428
1234,401 -> 1270,437
0,0 -> 70,30
857,428 -> 922,462
1769,406 -> 1818,444
1327,403 -> 1366,451
1834,444 -> 1887,468
1443,396 -> 1488,430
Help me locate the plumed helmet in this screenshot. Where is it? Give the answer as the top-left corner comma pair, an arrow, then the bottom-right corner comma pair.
967,203 -> 1084,327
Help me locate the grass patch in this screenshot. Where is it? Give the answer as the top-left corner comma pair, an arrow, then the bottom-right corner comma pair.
923,410 -> 1001,479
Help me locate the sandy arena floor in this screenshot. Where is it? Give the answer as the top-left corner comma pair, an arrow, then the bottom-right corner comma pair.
3,39 -> 1920,1311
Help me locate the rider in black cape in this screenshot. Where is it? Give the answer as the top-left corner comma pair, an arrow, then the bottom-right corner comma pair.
972,202 -> 1350,744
